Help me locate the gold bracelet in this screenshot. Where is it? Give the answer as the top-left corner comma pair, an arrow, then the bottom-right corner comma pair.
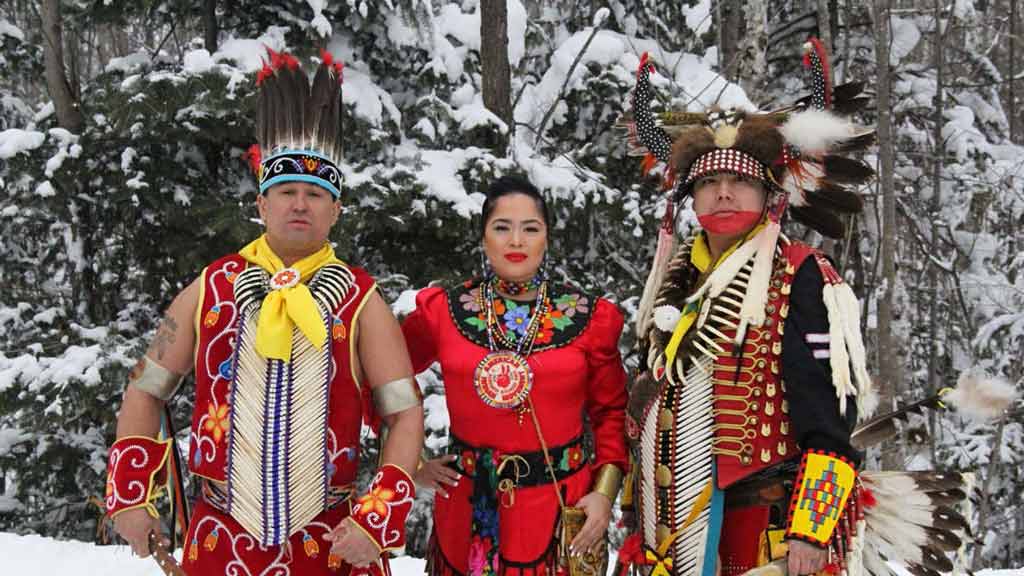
593,463 -> 624,502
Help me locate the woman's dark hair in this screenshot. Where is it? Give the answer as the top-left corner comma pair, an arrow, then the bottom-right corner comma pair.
479,174 -> 551,238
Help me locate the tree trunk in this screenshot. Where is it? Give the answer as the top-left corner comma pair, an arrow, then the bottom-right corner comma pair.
872,0 -> 901,467
717,0 -> 742,82
1011,0 -> 1017,144
735,0 -> 768,104
815,0 -> 834,56
479,0 -> 512,150
926,0 -> 946,462
816,0 -> 835,254
40,0 -> 83,132
972,416 -> 1007,570
204,0 -> 219,53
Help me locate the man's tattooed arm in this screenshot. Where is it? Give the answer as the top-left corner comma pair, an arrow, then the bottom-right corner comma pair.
151,314 -> 178,361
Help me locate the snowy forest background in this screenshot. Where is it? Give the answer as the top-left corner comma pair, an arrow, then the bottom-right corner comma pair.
0,0 -> 1022,569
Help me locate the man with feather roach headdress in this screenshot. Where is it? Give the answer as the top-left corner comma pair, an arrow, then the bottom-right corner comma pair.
103,48 -> 424,576
615,40 -> 973,576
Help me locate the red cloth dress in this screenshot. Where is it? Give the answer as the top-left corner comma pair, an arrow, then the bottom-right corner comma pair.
402,280 -> 628,576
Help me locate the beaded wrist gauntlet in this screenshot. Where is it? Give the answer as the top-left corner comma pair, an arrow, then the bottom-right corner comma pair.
105,436 -> 172,519
348,464 -> 416,552
785,450 -> 857,546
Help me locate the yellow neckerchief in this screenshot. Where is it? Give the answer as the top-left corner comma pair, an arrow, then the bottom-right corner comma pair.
663,222 -> 766,365
238,234 -> 343,361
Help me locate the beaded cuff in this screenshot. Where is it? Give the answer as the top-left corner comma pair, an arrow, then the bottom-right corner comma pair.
785,450 -> 856,546
105,436 -> 172,519
348,464 -> 416,552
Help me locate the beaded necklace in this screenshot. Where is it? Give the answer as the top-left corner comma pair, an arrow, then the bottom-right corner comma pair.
492,273 -> 544,297
471,279 -> 549,412
482,279 -> 548,353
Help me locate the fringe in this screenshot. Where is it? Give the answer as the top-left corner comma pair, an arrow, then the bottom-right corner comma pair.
835,283 -> 876,417
822,282 -> 855,416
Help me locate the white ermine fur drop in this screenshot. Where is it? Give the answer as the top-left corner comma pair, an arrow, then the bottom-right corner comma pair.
779,108 -> 858,153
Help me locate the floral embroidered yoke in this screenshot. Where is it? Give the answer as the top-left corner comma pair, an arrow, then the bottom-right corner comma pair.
449,279 -> 593,350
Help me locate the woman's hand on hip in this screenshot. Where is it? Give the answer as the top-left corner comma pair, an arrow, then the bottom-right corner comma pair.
412,454 -> 461,498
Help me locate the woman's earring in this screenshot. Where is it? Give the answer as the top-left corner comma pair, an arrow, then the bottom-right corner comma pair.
480,248 -> 492,280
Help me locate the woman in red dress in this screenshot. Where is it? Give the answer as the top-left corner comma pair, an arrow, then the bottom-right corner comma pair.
402,175 -> 628,576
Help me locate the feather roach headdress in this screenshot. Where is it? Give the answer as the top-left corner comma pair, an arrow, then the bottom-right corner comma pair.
244,48 -> 346,198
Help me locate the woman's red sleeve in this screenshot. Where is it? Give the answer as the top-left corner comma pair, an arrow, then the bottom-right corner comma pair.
401,286 -> 445,374
585,298 -> 629,472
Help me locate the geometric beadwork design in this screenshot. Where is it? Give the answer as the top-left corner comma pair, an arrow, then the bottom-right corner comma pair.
798,460 -> 846,532
786,450 -> 856,545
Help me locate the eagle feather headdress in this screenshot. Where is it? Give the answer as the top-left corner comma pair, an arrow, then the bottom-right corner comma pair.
245,48 -> 346,198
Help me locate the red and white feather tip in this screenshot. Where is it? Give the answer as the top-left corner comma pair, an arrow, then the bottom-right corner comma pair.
943,370 -> 1018,422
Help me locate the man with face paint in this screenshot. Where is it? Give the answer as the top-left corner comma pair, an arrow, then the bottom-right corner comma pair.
616,45 -> 881,576
691,173 -> 770,260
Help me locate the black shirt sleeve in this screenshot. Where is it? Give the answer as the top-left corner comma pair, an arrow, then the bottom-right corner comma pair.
780,257 -> 860,464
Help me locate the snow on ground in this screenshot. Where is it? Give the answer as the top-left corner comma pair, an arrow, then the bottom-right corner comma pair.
0,532 -> 428,575
3,532 -> 1022,576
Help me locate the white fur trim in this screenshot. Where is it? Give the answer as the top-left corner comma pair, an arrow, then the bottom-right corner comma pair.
779,109 -> 857,154
686,226 -> 763,305
737,221 -> 780,341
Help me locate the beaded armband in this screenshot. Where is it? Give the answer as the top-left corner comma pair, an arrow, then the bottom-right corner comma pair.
348,464 -> 416,552
785,450 -> 857,546
105,436 -> 172,519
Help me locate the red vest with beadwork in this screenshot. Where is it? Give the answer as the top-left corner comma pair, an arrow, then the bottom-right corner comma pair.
189,254 -> 375,488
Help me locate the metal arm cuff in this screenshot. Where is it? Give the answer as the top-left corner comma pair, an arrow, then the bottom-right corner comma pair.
127,356 -> 184,401
593,463 -> 624,502
372,377 -> 422,417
